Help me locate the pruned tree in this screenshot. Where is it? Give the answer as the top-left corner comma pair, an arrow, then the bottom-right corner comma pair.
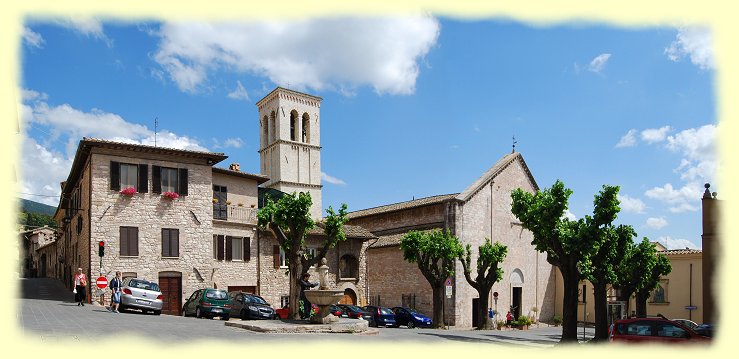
613,238 -> 671,318
400,229 -> 463,329
634,243 -> 672,317
458,239 -> 507,329
257,191 -> 348,320
511,180 -> 587,342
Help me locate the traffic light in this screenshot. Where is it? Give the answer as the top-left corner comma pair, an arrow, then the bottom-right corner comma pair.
98,241 -> 105,257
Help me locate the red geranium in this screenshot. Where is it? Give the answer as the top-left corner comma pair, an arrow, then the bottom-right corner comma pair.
162,191 -> 179,200
120,187 -> 137,196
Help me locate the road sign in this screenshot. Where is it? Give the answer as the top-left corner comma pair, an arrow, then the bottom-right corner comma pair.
96,276 -> 108,289
685,305 -> 698,310
445,285 -> 452,298
445,277 -> 452,287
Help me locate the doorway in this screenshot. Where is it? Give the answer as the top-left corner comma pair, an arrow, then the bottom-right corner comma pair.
472,298 -> 480,328
512,287 -> 522,320
158,272 -> 182,316
339,288 -> 356,305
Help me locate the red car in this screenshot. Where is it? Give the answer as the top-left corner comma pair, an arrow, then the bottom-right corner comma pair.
610,318 -> 711,344
275,304 -> 318,319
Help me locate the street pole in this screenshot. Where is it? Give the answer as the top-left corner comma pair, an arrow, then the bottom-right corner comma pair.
582,284 -> 586,341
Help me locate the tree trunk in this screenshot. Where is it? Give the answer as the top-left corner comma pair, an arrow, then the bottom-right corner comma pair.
288,258 -> 304,320
560,264 -> 580,343
476,287 -> 493,330
617,289 -> 634,317
592,281 -> 609,341
431,282 -> 445,329
635,289 -> 649,318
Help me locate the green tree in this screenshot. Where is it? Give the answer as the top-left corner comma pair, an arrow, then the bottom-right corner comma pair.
257,191 -> 348,320
613,238 -> 671,318
458,239 -> 507,329
511,180 -> 587,342
400,229 -> 463,328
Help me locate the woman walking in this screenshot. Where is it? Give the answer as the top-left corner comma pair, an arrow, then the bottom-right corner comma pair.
73,268 -> 87,306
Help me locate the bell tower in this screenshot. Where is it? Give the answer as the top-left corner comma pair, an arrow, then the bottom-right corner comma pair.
256,87 -> 323,219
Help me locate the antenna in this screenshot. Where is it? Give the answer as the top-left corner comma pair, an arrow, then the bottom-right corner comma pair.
154,117 -> 158,147
512,135 -> 517,153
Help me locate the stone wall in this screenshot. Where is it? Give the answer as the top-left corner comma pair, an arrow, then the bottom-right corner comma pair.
349,204 -> 446,234
366,246 -> 435,316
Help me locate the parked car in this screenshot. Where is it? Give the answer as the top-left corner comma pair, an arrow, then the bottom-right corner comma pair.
694,324 -> 714,338
364,305 -> 398,327
338,304 -> 376,327
182,288 -> 231,320
328,304 -> 344,317
609,318 -> 710,343
391,307 -> 433,328
275,303 -> 318,319
118,278 -> 164,315
228,292 -> 278,320
673,319 -> 699,330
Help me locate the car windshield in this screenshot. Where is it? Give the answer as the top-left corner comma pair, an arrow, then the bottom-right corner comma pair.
205,290 -> 228,300
346,305 -> 364,312
128,279 -> 160,291
379,307 -> 394,315
246,295 -> 267,304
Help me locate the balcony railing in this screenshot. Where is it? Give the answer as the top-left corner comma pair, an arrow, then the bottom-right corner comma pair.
213,204 -> 258,225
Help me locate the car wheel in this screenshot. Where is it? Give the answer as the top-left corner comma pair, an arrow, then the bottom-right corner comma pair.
240,309 -> 247,320
182,307 -> 187,317
407,321 -> 415,329
196,307 -> 203,318
222,315 -> 230,321
153,310 -> 161,316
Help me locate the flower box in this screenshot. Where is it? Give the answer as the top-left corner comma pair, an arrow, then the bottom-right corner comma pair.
162,191 -> 180,200
120,187 -> 137,196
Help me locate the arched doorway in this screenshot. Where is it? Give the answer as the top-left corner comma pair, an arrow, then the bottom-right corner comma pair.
510,269 -> 524,320
339,288 -> 357,305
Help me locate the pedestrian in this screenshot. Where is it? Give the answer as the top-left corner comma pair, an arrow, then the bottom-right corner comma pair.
73,268 -> 87,306
298,272 -> 318,319
506,310 -> 512,326
110,271 -> 123,313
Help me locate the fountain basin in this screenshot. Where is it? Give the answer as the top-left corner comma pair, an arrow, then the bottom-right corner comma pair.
304,289 -> 344,324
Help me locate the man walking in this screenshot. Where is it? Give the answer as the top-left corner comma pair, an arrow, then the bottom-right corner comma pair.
110,271 -> 123,313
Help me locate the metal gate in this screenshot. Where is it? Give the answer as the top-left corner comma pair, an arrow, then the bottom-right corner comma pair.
607,301 -> 626,326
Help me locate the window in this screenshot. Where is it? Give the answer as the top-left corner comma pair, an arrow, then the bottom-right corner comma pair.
302,113 -> 310,143
339,254 -> 359,279
275,246 -> 287,268
656,323 -> 689,338
213,185 -> 228,220
152,166 -> 187,196
214,235 -> 249,261
110,161 -> 148,192
231,237 -> 243,261
280,295 -> 289,308
650,280 -> 668,303
161,228 -> 179,257
120,226 -> 139,256
76,216 -> 83,235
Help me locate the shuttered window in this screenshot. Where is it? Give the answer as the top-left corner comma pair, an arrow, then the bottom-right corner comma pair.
161,228 -> 179,257
120,227 -> 139,256
111,162 -> 148,193
152,166 -> 188,196
213,235 -> 225,260
214,235 -> 249,262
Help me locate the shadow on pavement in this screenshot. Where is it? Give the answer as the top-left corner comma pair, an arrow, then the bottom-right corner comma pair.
482,333 -> 556,345
418,332 -> 515,345
20,278 -> 75,302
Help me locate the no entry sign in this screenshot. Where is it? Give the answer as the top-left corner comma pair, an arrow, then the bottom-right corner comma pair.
96,276 -> 108,289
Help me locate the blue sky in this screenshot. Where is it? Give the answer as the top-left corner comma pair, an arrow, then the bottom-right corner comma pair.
19,16 -> 718,250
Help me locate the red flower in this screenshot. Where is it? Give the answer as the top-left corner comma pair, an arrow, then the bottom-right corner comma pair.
119,187 -> 137,196
162,191 -> 179,200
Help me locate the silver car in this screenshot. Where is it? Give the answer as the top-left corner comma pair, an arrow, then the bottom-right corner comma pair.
119,278 -> 164,315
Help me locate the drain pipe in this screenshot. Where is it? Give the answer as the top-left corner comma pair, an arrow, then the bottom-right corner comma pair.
364,235 -> 380,306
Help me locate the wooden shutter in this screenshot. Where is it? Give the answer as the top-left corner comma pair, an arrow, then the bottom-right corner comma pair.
172,229 -> 179,257
217,235 -> 225,261
110,161 -> 120,191
131,227 -> 139,256
178,168 -> 188,196
273,245 -> 280,268
225,236 -> 233,261
138,164 -> 148,193
244,237 -> 251,261
120,227 -> 128,256
162,229 -> 170,257
152,166 -> 161,193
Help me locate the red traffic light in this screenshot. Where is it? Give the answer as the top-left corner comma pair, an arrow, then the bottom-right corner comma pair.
99,241 -> 105,246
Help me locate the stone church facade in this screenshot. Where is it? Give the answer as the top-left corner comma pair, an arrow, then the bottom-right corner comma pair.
348,152 -> 556,327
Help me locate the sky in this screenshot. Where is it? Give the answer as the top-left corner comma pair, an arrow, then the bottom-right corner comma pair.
18,16 -> 718,250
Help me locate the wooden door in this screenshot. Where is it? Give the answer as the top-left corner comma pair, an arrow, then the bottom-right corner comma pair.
159,275 -> 182,316
339,289 -> 356,305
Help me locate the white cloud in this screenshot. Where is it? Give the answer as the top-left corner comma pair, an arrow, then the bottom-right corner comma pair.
644,183 -> 701,213
18,137 -> 73,206
588,53 -> 611,73
23,27 -> 45,48
615,129 -> 637,148
224,138 -> 244,148
645,217 -> 668,230
562,209 -> 577,221
21,89 -> 48,102
665,27 -> 714,70
152,16 -> 440,95
54,17 -> 111,46
640,126 -> 672,144
321,172 -> 346,186
618,194 -> 646,214
227,81 -> 250,101
665,124 -> 717,182
656,236 -> 700,250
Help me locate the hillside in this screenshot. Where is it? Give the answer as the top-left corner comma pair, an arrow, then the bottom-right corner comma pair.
19,198 -> 57,216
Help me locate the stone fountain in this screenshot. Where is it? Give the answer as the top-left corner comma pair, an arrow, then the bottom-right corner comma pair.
304,258 -> 344,324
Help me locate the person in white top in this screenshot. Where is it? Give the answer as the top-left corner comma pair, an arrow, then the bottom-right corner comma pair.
72,268 -> 87,306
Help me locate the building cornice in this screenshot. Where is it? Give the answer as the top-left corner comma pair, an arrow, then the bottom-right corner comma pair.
256,87 -> 323,110
267,181 -> 322,190
259,139 -> 321,153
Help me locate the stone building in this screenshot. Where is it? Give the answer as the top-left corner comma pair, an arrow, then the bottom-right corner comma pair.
347,152 -> 556,328
19,226 -> 59,278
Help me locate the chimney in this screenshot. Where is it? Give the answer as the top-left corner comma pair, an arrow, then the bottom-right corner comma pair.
229,163 -> 240,172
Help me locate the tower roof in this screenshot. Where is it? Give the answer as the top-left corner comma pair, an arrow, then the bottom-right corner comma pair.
255,86 -> 323,107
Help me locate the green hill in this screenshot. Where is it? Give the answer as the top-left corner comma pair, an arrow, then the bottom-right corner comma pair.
19,198 -> 57,216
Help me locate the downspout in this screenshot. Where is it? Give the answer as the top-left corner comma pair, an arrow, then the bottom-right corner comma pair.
364,235 -> 380,306
86,154 -> 92,304
689,263 -> 693,321
256,227 -> 261,296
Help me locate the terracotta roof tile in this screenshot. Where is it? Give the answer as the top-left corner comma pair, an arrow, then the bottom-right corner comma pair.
659,248 -> 702,255
346,194 -> 459,219
307,223 -> 377,240
371,229 -> 441,248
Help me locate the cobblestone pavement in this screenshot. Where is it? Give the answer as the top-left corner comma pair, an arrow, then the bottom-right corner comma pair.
18,278 -> 594,346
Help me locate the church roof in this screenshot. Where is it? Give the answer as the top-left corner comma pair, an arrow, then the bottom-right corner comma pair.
346,194 -> 459,220
308,222 -> 377,240
370,229 -> 440,248
455,152 -> 538,202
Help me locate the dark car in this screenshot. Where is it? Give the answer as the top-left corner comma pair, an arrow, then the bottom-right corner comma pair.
694,324 -> 714,338
228,292 -> 277,320
609,318 -> 710,343
338,304 -> 376,327
182,288 -> 231,320
364,305 -> 398,327
392,307 -> 432,328
328,304 -> 344,317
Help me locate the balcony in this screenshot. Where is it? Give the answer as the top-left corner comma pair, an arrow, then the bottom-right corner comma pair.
213,204 -> 258,225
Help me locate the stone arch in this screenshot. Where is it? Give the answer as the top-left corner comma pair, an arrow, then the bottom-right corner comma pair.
336,282 -> 359,305
302,112 -> 310,143
290,110 -> 299,141
510,268 -> 524,286
270,111 -> 276,143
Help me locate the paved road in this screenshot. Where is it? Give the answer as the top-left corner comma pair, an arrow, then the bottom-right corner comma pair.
18,278 -> 594,346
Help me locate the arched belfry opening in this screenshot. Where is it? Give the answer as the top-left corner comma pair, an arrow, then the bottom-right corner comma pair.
290,110 -> 299,141
302,113 -> 310,143
262,115 -> 268,148
270,111 -> 276,143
